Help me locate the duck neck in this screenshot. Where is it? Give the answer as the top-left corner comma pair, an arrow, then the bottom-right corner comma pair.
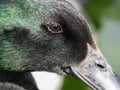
0,71 -> 37,90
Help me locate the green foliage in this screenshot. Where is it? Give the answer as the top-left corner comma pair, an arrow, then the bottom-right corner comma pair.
104,0 -> 120,19
62,75 -> 89,90
84,0 -> 114,29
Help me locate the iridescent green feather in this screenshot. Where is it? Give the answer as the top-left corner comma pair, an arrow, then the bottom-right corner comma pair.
0,0 -> 54,71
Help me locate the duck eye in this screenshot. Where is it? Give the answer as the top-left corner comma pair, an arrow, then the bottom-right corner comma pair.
47,22 -> 63,33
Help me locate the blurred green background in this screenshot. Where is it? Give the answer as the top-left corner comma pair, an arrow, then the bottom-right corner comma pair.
62,0 -> 120,90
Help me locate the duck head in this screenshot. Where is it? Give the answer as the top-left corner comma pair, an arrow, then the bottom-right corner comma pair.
0,0 -> 120,90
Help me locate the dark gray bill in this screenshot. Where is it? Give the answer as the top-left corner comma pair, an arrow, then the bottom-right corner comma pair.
64,45 -> 120,90
69,66 -> 120,90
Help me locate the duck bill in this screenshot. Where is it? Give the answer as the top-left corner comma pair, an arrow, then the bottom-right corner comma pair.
69,66 -> 120,90
65,45 -> 120,90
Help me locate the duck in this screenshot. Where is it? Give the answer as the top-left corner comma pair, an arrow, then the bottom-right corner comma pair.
0,0 -> 120,90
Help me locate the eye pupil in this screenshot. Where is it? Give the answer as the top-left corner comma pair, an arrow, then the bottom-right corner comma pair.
47,22 -> 63,33
52,23 -> 60,29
